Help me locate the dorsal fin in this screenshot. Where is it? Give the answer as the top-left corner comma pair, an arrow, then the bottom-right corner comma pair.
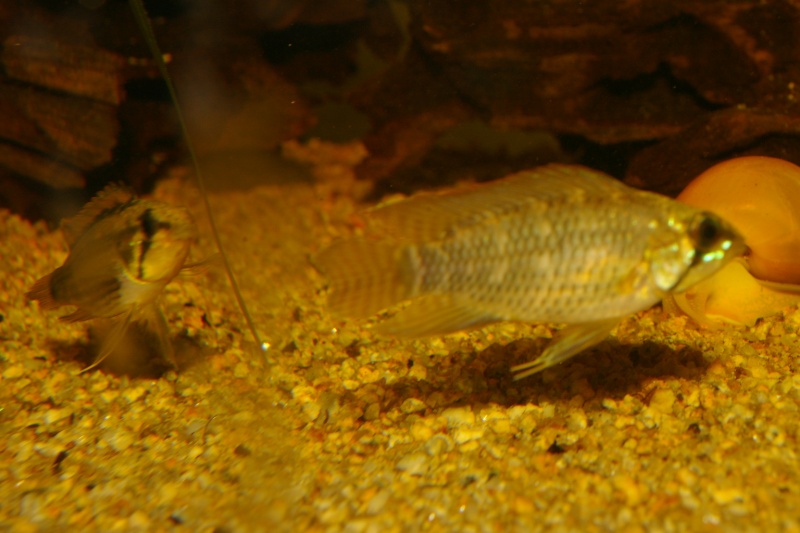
61,184 -> 136,247
365,164 -> 629,242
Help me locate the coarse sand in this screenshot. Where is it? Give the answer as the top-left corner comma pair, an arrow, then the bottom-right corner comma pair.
2,141 -> 800,532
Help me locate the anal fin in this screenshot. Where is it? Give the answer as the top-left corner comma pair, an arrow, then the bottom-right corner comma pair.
80,311 -> 133,373
374,294 -> 500,338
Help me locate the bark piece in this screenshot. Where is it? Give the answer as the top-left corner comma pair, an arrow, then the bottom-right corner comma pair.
0,142 -> 84,189
626,107 -> 800,196
0,81 -> 117,172
2,35 -> 125,105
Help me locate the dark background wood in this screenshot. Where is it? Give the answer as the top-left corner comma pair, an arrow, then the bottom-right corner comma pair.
3,0 -> 800,220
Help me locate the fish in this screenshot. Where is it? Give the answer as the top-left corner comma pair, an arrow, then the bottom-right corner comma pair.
26,183 -> 198,372
315,164 -> 746,379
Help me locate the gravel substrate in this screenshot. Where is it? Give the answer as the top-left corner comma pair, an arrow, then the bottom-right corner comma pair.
3,141 -> 800,532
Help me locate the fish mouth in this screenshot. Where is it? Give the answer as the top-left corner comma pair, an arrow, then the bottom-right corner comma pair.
672,231 -> 746,294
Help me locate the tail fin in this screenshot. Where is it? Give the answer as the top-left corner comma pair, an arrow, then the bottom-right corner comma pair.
314,239 -> 415,319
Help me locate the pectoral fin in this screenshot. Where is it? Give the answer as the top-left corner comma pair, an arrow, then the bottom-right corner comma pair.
511,318 -> 620,380
180,253 -> 221,277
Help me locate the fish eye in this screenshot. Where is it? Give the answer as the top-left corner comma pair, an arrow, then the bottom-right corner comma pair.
693,214 -> 722,251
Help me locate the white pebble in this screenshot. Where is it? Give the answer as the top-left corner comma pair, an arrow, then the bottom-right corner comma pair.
396,452 -> 429,475
104,429 -> 135,452
400,398 -> 426,414
441,407 -> 475,427
453,426 -> 484,444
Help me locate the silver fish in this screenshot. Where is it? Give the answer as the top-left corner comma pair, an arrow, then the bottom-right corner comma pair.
27,184 -> 197,371
316,164 -> 745,379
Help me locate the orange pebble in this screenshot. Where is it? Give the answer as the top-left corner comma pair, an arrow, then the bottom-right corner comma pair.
678,156 -> 800,284
667,156 -> 800,326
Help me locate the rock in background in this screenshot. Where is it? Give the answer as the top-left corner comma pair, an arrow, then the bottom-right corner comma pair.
381,0 -> 800,194
3,0 -> 800,219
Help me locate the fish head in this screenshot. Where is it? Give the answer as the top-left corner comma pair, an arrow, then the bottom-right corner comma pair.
678,156 -> 800,284
663,157 -> 800,326
119,202 -> 198,284
650,210 -> 746,294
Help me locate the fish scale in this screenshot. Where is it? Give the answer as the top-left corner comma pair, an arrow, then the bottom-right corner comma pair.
422,201 -> 646,321
316,164 -> 745,378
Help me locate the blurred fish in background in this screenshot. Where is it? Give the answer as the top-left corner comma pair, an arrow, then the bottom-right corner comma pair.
26,183 -> 198,373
